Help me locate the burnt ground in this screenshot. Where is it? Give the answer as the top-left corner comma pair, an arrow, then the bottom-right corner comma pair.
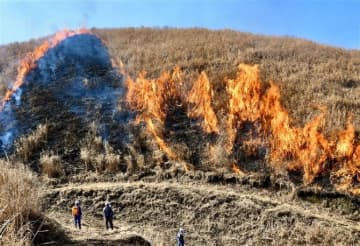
40,172 -> 360,246
0,33 -> 132,171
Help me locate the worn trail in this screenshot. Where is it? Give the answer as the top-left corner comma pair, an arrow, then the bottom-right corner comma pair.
41,180 -> 360,245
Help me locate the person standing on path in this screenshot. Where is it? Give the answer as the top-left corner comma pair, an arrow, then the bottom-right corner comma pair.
103,201 -> 114,230
72,200 -> 82,230
176,228 -> 185,246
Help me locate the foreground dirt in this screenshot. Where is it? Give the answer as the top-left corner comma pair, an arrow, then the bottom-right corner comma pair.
40,176 -> 360,246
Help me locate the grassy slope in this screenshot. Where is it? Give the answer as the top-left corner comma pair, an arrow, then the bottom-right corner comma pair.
1,28 -> 360,245
1,27 -> 360,130
93,27 -> 360,132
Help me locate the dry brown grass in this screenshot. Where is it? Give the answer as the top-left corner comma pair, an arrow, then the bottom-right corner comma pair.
93,27 -> 360,133
1,28 -> 360,132
43,180 -> 360,245
15,124 -> 48,163
40,152 -> 64,178
0,160 -> 40,245
80,122 -> 121,173
0,40 -> 42,94
1,27 -> 359,167
2,28 -> 360,245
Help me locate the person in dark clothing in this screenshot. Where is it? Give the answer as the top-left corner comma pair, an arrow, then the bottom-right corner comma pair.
103,201 -> 114,230
72,200 -> 82,230
176,228 -> 185,246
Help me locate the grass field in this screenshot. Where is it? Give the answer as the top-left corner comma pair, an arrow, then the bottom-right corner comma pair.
1,27 -> 360,245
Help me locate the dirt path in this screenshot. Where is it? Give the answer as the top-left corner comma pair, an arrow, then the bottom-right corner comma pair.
46,211 -> 136,240
41,180 -> 360,245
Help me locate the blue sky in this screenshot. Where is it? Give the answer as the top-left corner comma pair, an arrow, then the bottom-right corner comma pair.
0,0 -> 359,49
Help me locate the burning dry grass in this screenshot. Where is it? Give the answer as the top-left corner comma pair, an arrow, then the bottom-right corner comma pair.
125,63 -> 360,194
94,28 -> 360,133
126,67 -> 183,162
187,71 -> 219,134
0,160 -> 40,245
126,66 -> 218,171
2,27 -> 360,130
1,28 -> 360,193
1,29 -> 91,109
224,65 -> 360,191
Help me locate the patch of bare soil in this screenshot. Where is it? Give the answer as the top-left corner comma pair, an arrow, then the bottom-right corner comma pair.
41,174 -> 360,245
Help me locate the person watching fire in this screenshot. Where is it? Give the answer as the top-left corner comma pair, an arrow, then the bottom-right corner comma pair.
103,201 -> 114,230
72,200 -> 82,230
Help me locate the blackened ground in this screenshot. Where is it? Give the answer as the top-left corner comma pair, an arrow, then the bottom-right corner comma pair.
0,34 -> 133,170
164,104 -> 217,168
232,120 -> 268,173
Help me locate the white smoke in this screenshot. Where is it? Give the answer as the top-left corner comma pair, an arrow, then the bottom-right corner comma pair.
0,132 -> 12,146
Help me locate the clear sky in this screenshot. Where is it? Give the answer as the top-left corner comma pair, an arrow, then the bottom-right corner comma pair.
0,0 -> 359,49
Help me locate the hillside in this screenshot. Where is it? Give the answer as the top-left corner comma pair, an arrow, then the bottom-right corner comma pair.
2,28 -> 360,130
1,27 -> 360,245
94,28 -> 360,131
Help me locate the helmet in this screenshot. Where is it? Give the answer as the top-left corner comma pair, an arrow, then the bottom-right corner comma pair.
75,200 -> 80,205
105,201 -> 110,206
179,228 -> 184,235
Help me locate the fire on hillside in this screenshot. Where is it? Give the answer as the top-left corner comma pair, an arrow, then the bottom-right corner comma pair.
1,28 -> 91,109
1,29 -> 359,194
127,64 -> 360,194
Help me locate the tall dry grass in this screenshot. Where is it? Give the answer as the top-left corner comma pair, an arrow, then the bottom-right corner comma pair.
1,28 -> 360,132
94,28 -> 360,133
1,27 -> 360,174
15,124 -> 48,163
80,122 -> 121,173
40,152 -> 64,178
0,160 -> 40,245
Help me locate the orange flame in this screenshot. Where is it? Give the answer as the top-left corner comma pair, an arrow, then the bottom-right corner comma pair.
335,115 -> 355,158
232,163 -> 245,176
186,71 -> 219,133
261,81 -> 300,161
126,63 -> 360,191
1,28 -> 91,109
332,144 -> 360,194
332,117 -> 360,193
226,64 -> 360,188
226,64 -> 261,152
126,67 -> 221,171
145,118 -> 177,159
126,68 -> 182,162
9,29 -> 359,193
293,111 -> 329,184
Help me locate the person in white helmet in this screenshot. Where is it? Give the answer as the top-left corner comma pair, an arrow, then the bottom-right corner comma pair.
103,201 -> 114,230
72,200 -> 82,229
176,228 -> 185,246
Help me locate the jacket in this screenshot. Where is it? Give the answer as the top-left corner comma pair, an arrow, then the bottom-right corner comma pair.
103,205 -> 114,218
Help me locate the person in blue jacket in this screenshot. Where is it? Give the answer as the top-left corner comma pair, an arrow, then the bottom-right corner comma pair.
103,201 -> 114,230
176,228 -> 185,246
